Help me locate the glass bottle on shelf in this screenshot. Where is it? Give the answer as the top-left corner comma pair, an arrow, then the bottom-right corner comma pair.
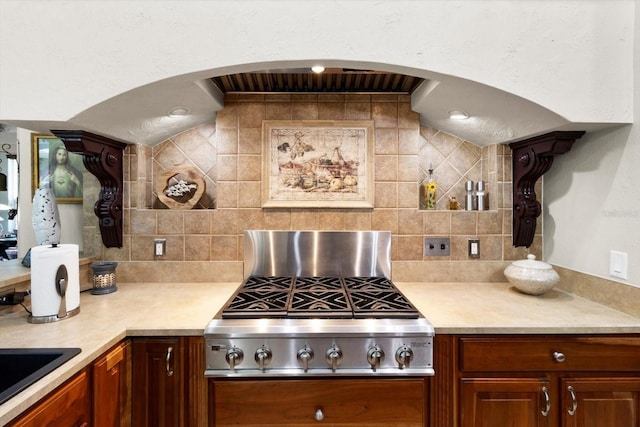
424,165 -> 437,210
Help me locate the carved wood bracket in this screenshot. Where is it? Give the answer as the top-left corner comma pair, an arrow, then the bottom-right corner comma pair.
51,130 -> 127,248
508,131 -> 585,248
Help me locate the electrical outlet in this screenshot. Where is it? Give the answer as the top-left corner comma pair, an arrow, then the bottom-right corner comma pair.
424,237 -> 450,256
609,250 -> 628,279
154,238 -> 166,257
468,238 -> 480,258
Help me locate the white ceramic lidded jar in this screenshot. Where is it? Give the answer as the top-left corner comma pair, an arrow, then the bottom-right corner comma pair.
504,254 -> 560,296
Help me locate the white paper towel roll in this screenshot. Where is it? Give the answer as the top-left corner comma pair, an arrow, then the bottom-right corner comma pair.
30,244 -> 80,318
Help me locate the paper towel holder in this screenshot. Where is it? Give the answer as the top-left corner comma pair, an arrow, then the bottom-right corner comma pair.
28,264 -> 80,324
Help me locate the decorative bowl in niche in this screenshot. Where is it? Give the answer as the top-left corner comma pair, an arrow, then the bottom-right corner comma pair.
156,164 -> 205,209
504,254 -> 560,296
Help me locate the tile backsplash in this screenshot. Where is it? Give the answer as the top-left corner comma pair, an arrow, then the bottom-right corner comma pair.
87,93 -> 539,283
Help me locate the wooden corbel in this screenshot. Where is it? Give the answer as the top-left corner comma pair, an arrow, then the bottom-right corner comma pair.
509,131 -> 585,248
51,130 -> 127,248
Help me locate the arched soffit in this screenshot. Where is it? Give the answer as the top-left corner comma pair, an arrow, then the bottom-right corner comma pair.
65,59 -> 571,147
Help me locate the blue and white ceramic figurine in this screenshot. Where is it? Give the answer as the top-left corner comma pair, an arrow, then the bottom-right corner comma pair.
32,187 -> 61,246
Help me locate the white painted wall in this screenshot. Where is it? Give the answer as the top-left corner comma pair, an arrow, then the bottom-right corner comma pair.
0,0 -> 633,123
544,2 -> 640,287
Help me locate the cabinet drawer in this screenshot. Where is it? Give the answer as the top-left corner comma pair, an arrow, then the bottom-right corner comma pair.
212,378 -> 425,426
459,336 -> 640,372
8,369 -> 90,427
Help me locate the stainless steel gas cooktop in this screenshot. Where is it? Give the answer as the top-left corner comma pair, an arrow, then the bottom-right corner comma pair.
221,275 -> 419,319
205,231 -> 434,377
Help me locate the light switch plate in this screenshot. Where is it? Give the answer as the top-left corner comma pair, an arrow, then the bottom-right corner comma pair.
609,250 -> 628,280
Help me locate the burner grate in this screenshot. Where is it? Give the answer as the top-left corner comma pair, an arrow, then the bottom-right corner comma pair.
288,291 -> 352,318
242,276 -> 294,291
348,290 -> 418,318
343,276 -> 396,291
344,276 -> 418,318
222,276 -> 419,319
289,277 -> 351,318
294,276 -> 344,291
221,276 -> 293,318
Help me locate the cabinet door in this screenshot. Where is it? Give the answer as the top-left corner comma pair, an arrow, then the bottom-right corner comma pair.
561,378 -> 640,427
93,340 -> 130,427
212,378 -> 426,426
132,338 -> 184,427
460,378 -> 551,427
7,369 -> 90,427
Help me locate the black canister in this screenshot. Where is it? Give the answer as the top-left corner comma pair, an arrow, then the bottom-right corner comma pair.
90,261 -> 118,295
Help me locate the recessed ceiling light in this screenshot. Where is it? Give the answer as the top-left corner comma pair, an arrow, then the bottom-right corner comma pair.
311,65 -> 325,74
168,107 -> 190,117
448,109 -> 470,120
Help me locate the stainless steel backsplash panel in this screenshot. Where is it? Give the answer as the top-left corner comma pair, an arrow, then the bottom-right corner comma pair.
243,230 -> 391,279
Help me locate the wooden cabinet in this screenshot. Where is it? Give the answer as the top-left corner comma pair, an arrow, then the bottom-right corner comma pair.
7,333 -> 638,427
7,337 -> 206,427
130,336 -> 208,427
7,369 -> 90,427
132,337 -> 185,427
460,378 -> 551,427
6,340 -> 130,427
93,340 -> 131,427
560,378 -> 640,427
449,335 -> 640,427
210,378 -> 427,426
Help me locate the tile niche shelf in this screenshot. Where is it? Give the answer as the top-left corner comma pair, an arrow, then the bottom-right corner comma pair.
417,128 -> 502,213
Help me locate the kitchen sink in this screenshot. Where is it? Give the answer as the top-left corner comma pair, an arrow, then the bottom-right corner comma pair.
0,348 -> 81,404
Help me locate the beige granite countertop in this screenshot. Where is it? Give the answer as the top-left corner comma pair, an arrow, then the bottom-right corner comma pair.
396,282 -> 640,334
1,281 -> 639,424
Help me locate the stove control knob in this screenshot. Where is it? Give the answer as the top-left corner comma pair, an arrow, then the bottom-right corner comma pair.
367,345 -> 385,371
395,345 -> 413,369
297,345 -> 314,372
325,345 -> 343,372
254,346 -> 272,371
225,347 -> 244,372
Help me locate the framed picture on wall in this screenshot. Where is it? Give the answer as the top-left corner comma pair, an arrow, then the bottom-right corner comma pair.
31,134 -> 84,203
262,120 -> 375,208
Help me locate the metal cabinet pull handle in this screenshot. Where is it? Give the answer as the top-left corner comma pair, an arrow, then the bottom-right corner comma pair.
541,386 -> 551,416
567,385 -> 578,416
315,408 -> 324,421
553,351 -> 566,362
166,346 -> 174,376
